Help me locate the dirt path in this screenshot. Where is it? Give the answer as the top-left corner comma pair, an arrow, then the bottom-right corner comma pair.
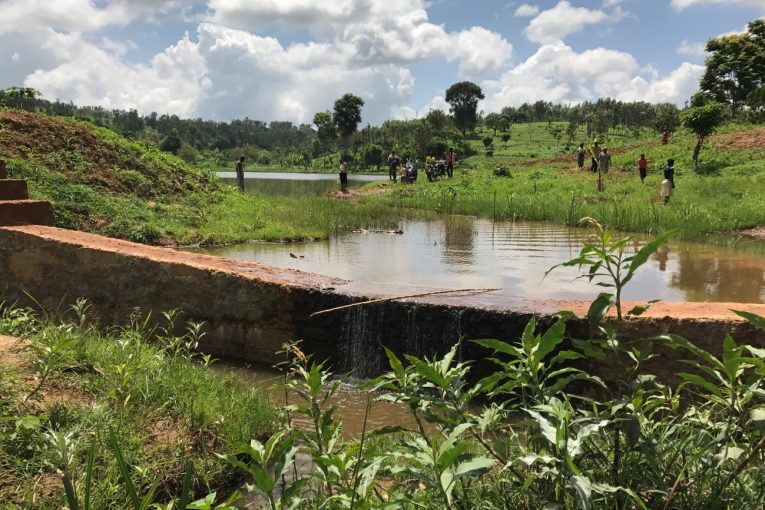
0,334 -> 26,369
326,181 -> 392,200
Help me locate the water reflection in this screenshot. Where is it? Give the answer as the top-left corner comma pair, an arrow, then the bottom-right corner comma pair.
197,218 -> 765,304
216,172 -> 385,197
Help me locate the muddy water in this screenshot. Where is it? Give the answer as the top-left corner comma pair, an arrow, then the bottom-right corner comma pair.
216,171 -> 385,197
215,362 -> 417,438
202,217 -> 765,304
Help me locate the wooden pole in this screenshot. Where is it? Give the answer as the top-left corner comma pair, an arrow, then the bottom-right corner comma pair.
310,288 -> 501,317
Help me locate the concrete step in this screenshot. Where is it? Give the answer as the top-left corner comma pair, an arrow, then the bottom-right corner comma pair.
0,200 -> 55,226
0,180 -> 29,200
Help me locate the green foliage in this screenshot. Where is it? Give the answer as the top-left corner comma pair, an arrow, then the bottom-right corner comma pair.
680,102 -> 727,166
445,81 -> 485,135
700,19 -> 765,112
333,93 -> 365,139
0,302 -> 274,507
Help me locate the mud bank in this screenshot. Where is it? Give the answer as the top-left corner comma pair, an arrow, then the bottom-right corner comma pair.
2,225 -> 765,380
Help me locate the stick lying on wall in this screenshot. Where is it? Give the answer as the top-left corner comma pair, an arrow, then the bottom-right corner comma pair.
310,288 -> 500,317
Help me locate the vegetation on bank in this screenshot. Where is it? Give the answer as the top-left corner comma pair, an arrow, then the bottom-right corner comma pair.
0,301 -> 274,508
4,228 -> 765,508
366,123 -> 765,240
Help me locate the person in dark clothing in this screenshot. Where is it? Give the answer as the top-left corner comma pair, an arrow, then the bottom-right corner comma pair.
661,158 -> 675,205
445,148 -> 456,178
577,143 -> 586,170
388,151 -> 400,183
339,159 -> 349,192
235,156 -> 245,192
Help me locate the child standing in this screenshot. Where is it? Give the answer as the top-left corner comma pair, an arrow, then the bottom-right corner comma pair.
638,154 -> 648,183
661,158 -> 675,205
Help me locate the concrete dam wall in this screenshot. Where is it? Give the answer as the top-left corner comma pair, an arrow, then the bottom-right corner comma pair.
2,225 -> 765,381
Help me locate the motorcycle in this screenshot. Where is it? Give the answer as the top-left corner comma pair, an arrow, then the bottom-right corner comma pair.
427,160 -> 447,181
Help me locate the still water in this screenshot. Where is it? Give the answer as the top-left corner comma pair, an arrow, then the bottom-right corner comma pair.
203,217 -> 765,304
216,171 -> 385,197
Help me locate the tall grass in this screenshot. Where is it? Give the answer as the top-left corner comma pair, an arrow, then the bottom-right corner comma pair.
0,302 -> 274,508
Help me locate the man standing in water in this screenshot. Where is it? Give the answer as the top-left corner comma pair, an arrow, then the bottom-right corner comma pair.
235,155 -> 245,192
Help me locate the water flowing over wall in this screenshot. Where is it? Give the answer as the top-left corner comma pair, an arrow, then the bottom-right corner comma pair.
2,225 -> 765,381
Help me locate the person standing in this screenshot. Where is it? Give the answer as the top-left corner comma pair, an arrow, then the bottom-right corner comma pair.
235,156 -> 245,192
638,154 -> 648,183
598,147 -> 611,173
388,150 -> 399,183
577,143 -> 586,170
661,158 -> 675,205
590,142 -> 600,173
339,159 -> 349,192
446,148 -> 457,178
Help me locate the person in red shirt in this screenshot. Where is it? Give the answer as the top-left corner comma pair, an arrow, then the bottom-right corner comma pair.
638,154 -> 648,183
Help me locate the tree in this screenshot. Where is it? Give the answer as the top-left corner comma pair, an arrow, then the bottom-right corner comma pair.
362,144 -> 384,170
424,109 -> 450,131
680,102 -> 727,167
159,131 -> 182,155
653,104 -> 680,133
484,113 -> 502,134
501,133 -> 510,148
333,93 -> 365,139
313,110 -> 336,150
700,19 -> 765,114
3,87 -> 40,109
445,81 -> 485,135
747,85 -> 765,119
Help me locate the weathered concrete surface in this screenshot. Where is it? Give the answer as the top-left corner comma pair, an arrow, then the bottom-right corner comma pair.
2,225 -> 765,380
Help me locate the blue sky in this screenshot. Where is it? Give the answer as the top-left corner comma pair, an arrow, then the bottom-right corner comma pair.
0,0 -> 763,124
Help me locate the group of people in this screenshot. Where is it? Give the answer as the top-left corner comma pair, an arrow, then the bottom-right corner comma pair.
387,149 -> 457,183
576,142 -> 676,204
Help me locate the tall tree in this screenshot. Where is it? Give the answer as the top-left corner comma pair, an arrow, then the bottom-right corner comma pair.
333,93 -> 365,139
313,110 -> 336,150
700,19 -> 765,114
680,102 -> 727,168
445,81 -> 484,135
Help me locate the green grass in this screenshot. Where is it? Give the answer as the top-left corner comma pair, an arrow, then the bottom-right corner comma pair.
0,303 -> 274,508
368,125 -> 765,240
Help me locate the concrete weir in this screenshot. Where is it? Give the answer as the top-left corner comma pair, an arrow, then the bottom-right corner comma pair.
2,225 -> 765,380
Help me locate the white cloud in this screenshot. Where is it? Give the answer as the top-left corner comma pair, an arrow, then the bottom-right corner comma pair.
481,41 -> 702,111
523,1 -> 608,44
514,4 -> 540,17
677,40 -> 707,58
0,0 -> 193,34
671,0 -> 765,12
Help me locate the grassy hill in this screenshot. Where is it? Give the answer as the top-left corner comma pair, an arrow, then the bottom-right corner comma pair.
0,110 -> 220,244
0,109 -> 403,245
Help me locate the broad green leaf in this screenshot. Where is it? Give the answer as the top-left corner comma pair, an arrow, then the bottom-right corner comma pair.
734,310 -> 765,332
570,475 -> 593,510
534,318 -> 568,365
526,409 -> 557,446
587,293 -> 612,332
751,407 -> 765,430
624,230 -> 677,284
454,456 -> 495,477
677,372 -> 723,398
473,338 -> 524,358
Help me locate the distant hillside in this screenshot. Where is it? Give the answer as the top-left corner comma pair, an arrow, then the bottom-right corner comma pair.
0,109 -> 220,244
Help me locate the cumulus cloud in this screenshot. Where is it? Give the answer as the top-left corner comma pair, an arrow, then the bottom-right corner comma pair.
0,0 -> 195,34
514,4 -> 540,17
523,1 -> 608,44
481,41 -> 702,111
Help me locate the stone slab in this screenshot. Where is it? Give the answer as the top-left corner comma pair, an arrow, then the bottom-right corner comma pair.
0,180 -> 29,200
0,200 -> 54,226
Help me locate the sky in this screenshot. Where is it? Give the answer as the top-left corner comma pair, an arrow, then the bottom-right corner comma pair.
0,0 -> 763,125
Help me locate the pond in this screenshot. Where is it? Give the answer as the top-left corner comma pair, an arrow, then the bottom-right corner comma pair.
201,217 -> 765,304
216,171 -> 386,197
